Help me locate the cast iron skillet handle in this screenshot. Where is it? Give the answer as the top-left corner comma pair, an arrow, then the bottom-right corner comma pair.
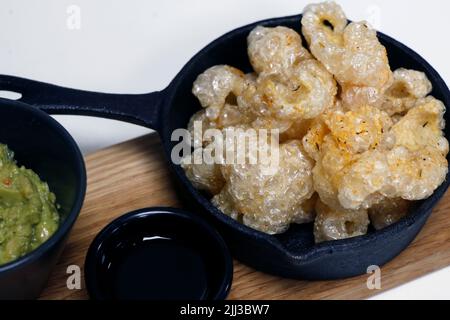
0,74 -> 164,131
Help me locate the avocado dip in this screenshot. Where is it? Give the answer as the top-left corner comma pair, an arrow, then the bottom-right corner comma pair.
0,144 -> 59,266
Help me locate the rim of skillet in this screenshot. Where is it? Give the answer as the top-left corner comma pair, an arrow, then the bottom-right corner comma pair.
0,98 -> 87,273
161,14 -> 450,263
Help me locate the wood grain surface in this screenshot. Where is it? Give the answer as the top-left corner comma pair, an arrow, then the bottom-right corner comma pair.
39,134 -> 450,300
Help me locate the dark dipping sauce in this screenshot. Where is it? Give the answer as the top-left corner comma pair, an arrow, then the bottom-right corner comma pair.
85,209 -> 232,300
109,237 -> 208,300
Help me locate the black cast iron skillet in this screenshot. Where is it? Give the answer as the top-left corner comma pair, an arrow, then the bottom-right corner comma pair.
1,14 -> 449,279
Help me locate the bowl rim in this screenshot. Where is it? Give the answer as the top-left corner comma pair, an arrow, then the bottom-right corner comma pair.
161,13 -> 450,263
84,207 -> 233,300
0,98 -> 87,273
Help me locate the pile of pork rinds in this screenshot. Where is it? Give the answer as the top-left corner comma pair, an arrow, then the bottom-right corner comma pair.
181,1 -> 449,243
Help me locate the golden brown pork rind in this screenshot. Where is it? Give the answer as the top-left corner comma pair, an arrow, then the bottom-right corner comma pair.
218,140 -> 315,234
302,2 -> 392,89
314,200 -> 370,243
381,68 -> 433,116
248,26 -> 312,76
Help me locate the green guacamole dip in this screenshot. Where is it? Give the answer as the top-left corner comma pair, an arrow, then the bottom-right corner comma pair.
0,144 -> 59,265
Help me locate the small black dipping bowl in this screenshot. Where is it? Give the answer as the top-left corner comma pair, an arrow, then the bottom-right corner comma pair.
0,98 -> 86,299
85,207 -> 233,300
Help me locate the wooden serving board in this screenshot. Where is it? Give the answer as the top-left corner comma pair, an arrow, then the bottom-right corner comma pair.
39,133 -> 450,300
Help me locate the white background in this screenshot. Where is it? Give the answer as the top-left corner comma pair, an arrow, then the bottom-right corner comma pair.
0,0 -> 449,299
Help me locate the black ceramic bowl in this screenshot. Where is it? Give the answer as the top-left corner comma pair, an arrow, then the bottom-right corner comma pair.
0,98 -> 86,299
0,14 -> 449,280
85,208 -> 233,300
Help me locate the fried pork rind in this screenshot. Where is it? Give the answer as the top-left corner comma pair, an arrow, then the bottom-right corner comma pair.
248,26 -> 312,76
212,186 -> 241,221
391,97 -> 448,154
314,100 -> 448,209
387,98 -> 449,201
340,84 -> 387,110
310,126 -> 356,210
302,117 -> 330,161
235,73 -> 295,133
324,105 -> 393,154
222,140 -> 315,234
236,73 -> 259,112
337,134 -> 448,207
341,68 -> 433,116
311,106 -> 395,210
338,22 -> 392,88
255,59 -> 337,121
338,150 -> 390,210
192,65 -> 246,120
381,68 -> 433,116
369,198 -> 411,230
312,158 -> 342,210
302,2 -> 391,89
386,98 -> 449,199
302,1 -> 392,112
181,154 -> 225,195
314,200 -> 370,243
187,110 -> 217,147
386,146 -> 448,200
190,71 -> 257,147
301,1 -> 348,49
236,59 -> 336,132
187,107 -> 254,148
235,75 -> 288,132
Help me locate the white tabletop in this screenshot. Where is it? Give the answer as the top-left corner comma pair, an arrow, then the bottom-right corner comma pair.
1,0 -> 449,300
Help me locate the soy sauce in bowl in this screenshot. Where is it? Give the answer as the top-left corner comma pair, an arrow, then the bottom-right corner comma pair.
85,208 -> 233,300
109,237 -> 208,300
